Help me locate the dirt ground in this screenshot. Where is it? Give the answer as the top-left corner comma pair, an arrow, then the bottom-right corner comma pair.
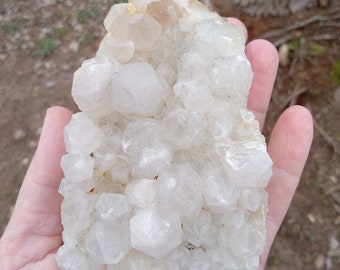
0,0 -> 339,269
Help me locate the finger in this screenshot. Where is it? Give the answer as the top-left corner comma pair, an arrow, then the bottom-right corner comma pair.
3,106 -> 72,238
227,17 -> 248,40
246,39 -> 279,130
259,105 -> 313,268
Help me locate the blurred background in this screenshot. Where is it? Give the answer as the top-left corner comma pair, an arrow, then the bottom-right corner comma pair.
0,0 -> 339,269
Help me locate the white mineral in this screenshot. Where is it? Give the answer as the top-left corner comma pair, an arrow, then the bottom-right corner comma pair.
56,0 -> 273,269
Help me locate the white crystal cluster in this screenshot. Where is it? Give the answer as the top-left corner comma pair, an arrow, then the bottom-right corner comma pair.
56,0 -> 273,269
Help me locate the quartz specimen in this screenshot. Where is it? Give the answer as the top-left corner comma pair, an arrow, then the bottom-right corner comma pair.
56,0 -> 273,269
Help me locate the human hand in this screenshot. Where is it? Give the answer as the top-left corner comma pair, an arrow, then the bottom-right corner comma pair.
0,20 -> 313,270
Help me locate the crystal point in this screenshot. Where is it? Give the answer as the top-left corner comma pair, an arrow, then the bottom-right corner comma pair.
86,221 -> 131,264
129,206 -> 182,258
112,62 -> 168,116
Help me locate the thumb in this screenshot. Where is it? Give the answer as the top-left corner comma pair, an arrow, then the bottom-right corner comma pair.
3,106 -> 72,239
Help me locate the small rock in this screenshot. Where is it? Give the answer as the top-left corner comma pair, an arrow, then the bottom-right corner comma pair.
279,43 -> 289,67
315,254 -> 325,269
36,126 -> 42,136
13,129 -> 26,141
45,81 -> 55,88
334,87 -> 340,110
307,213 -> 316,223
289,0 -> 313,13
335,215 -> 340,225
28,140 -> 38,148
21,158 -> 29,166
39,0 -> 56,7
44,61 -> 52,70
329,234 -> 339,250
318,0 -> 330,8
65,0 -> 73,7
34,60 -> 43,71
69,41 -> 79,52
329,175 -> 337,183
62,64 -> 71,71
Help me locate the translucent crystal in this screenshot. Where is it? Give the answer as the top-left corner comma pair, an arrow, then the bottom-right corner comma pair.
206,248 -> 242,269
109,250 -> 167,270
61,191 -> 93,233
58,177 -> 95,198
122,119 -> 172,177
164,245 -> 190,269
64,112 -> 103,154
207,101 -> 235,142
129,205 -> 182,258
228,223 -> 264,257
135,145 -> 172,177
56,246 -> 89,270
86,221 -> 131,264
221,208 -> 247,229
96,35 -> 135,64
128,13 -> 162,51
103,4 -> 131,37
162,108 -> 204,149
126,178 -> 156,208
112,62 -> 168,116
156,164 -> 203,216
201,163 -> 240,212
223,141 -> 273,188
182,210 -> 212,247
95,193 -> 131,221
147,0 -> 181,28
187,248 -> 211,270
71,58 -> 116,118
239,188 -> 265,212
57,0 -> 273,269
173,80 -> 213,113
212,56 -> 253,102
61,153 -> 95,183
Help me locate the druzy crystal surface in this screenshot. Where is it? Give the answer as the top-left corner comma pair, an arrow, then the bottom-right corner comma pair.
56,0 -> 273,269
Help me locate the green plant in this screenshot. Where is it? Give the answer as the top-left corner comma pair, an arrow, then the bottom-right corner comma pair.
76,0 -> 117,25
39,38 -> 56,57
57,10 -> 69,20
288,36 -> 306,52
330,60 -> 340,85
51,27 -> 68,39
1,18 -> 28,34
0,0 -> 15,4
15,107 -> 28,121
76,6 -> 101,24
35,26 -> 68,57
270,256 -> 281,266
273,257 -> 281,266
309,43 -> 326,57
308,235 -> 316,243
80,32 -> 96,46
87,4 -> 101,21
76,9 -> 88,24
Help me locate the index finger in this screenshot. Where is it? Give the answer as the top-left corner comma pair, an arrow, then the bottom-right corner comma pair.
246,39 -> 279,130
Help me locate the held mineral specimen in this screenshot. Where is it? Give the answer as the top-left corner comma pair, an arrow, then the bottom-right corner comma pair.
56,0 -> 273,269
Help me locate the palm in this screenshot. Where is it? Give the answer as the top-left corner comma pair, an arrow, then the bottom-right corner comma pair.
0,20 -> 313,270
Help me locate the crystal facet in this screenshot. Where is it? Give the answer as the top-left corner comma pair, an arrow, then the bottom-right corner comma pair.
129,206 -> 182,259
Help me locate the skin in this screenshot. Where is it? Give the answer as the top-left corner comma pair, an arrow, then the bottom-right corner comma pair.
0,19 -> 313,270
